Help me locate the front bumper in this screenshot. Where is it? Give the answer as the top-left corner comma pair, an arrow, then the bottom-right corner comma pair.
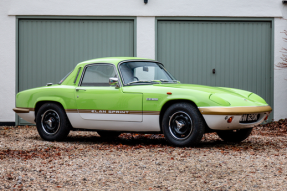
199,106 -> 272,130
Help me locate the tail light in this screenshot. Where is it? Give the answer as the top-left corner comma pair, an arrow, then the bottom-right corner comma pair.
264,114 -> 269,121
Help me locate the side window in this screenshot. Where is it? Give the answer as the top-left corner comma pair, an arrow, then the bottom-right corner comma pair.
81,64 -> 116,86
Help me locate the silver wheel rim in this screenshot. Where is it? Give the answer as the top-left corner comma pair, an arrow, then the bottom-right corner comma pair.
168,111 -> 193,140
41,109 -> 60,135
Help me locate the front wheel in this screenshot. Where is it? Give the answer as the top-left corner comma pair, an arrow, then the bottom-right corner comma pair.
36,103 -> 70,141
162,103 -> 205,147
216,128 -> 253,143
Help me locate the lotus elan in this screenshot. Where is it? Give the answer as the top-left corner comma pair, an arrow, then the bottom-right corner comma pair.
13,57 -> 272,146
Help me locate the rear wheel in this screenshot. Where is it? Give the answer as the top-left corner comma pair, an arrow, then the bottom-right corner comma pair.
162,103 -> 205,147
216,128 -> 253,143
36,103 -> 70,141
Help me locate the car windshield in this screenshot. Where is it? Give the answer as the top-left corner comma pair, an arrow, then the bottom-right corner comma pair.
119,61 -> 177,85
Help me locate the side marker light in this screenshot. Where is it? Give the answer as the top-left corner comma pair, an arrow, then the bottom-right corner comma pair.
167,92 -> 172,95
264,114 -> 269,121
227,117 -> 233,123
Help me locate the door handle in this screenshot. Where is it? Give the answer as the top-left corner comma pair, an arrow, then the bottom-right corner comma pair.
76,88 -> 86,91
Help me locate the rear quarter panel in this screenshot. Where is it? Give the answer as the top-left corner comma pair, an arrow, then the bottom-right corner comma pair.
16,85 -> 77,109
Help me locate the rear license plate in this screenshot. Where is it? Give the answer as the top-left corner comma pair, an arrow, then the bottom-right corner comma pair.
240,114 -> 260,123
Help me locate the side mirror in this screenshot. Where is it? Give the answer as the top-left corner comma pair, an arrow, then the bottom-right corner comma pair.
109,77 -> 119,88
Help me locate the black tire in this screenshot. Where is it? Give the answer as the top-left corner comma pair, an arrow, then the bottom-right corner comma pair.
162,102 -> 205,147
216,128 -> 253,143
36,103 -> 70,141
97,131 -> 121,139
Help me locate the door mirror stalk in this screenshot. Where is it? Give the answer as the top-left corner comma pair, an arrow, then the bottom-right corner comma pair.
109,77 -> 120,88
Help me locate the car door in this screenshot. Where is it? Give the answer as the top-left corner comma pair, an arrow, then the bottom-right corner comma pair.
75,63 -> 142,122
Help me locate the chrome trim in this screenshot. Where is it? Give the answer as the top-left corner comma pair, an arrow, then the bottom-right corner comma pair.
78,63 -> 122,87
41,109 -> 60,135
76,88 -> 86,91
45,118 -> 53,128
175,120 -> 184,130
59,70 -> 73,84
74,67 -> 82,84
109,77 -> 119,86
146,98 -> 158,101
168,111 -> 193,140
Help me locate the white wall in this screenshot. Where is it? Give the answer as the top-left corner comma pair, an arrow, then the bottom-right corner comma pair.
8,0 -> 282,17
274,4 -> 287,120
136,17 -> 155,59
0,0 -> 16,122
0,0 -> 286,122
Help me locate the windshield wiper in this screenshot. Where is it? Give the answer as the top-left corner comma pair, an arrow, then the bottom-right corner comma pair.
159,79 -> 180,83
160,79 -> 169,82
126,80 -> 178,86
127,80 -> 159,86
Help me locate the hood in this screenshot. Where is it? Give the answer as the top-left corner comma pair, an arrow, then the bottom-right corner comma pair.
156,83 -> 250,96
154,83 -> 267,106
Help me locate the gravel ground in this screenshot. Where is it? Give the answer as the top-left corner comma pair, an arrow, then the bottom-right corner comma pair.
0,122 -> 287,190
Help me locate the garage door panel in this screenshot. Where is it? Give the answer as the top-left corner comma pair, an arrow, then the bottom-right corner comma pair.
18,19 -> 134,92
157,20 -> 272,105
18,19 -> 134,125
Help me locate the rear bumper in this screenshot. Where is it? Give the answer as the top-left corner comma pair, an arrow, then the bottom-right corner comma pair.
199,106 -> 272,130
13,108 -> 36,124
13,108 -> 30,113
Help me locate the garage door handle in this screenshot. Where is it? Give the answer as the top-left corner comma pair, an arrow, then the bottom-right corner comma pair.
212,69 -> 215,74
76,88 -> 86,91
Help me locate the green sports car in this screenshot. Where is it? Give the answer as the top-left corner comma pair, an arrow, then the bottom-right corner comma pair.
13,57 -> 272,146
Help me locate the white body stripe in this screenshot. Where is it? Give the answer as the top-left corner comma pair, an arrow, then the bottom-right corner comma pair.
18,110 -> 267,132
203,112 -> 267,130
67,113 -> 160,132
79,113 -> 142,122
17,111 -> 36,124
